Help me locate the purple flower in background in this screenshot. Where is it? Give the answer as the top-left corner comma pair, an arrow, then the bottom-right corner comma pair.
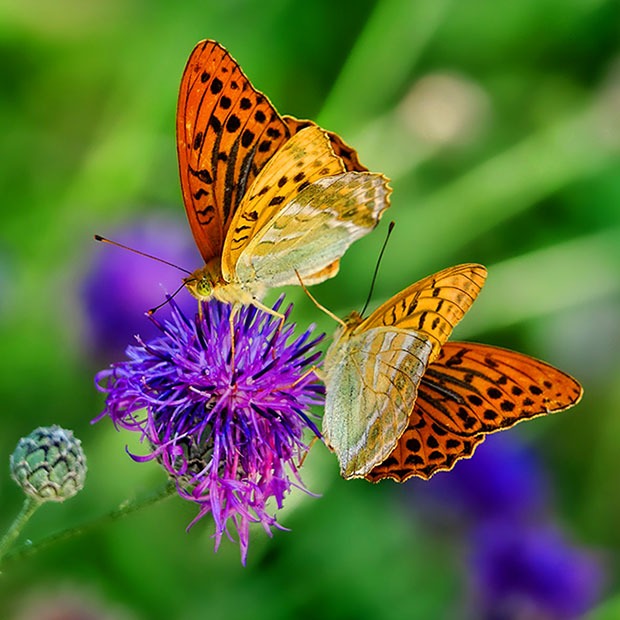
411,433 -> 548,526
82,216 -> 200,359
95,297 -> 324,563
469,521 -> 604,620
404,434 -> 603,618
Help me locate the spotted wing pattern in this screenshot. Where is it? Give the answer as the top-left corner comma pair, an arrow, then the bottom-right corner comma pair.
221,125 -> 345,277
283,116 -> 367,172
231,170 -> 391,289
361,264 -> 488,363
177,40 -> 291,263
366,342 -> 583,482
322,264 -> 486,478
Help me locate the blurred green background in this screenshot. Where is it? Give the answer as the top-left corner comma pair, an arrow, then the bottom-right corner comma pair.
1,0 -> 619,617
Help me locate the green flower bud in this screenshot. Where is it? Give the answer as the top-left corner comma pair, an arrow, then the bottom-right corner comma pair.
10,425 -> 87,502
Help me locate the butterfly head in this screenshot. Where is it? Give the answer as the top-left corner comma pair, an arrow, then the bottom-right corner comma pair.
329,311 -> 366,344
344,311 -> 365,332
183,262 -> 221,301
183,261 -> 261,306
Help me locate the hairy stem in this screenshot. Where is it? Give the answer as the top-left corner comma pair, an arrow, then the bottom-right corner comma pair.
1,482 -> 176,568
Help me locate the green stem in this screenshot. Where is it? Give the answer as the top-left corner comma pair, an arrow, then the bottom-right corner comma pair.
0,497 -> 41,565
1,481 -> 176,567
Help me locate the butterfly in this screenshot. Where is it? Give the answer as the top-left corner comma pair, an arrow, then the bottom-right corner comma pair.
176,40 -> 391,312
366,341 -> 583,482
322,263 -> 488,479
321,264 -> 583,480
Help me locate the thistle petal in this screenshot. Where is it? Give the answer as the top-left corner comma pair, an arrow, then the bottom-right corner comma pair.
96,297 -> 324,563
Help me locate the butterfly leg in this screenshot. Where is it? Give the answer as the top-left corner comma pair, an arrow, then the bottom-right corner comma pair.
229,305 -> 238,375
294,269 -> 346,327
296,435 -> 320,468
250,298 -> 286,359
279,364 -> 323,389
250,298 -> 285,322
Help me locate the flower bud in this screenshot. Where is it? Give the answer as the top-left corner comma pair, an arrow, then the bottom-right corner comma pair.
10,425 -> 87,502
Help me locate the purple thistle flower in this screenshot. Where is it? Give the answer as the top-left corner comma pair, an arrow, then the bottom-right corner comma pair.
95,297 -> 325,563
81,216 -> 200,360
469,521 -> 605,620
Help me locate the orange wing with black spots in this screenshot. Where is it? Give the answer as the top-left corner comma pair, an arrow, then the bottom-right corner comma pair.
177,40 -> 292,263
283,116 -> 368,172
322,264 -> 486,479
176,40 -> 391,307
366,342 -> 583,482
221,124 -> 345,268
359,264 -> 488,364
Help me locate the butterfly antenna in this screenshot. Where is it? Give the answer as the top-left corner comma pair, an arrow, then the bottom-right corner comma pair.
147,281 -> 189,315
94,234 -> 193,275
294,270 -> 346,327
360,221 -> 395,317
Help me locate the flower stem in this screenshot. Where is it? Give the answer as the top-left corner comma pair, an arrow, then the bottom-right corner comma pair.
0,497 -> 41,565
1,481 -> 176,568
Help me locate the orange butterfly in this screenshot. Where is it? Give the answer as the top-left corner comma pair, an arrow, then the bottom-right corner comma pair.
366,341 -> 583,482
176,40 -> 390,313
321,263 -> 583,481
322,264 -> 488,478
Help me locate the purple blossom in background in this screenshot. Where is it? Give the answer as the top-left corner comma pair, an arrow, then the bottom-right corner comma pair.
411,433 -> 548,526
95,297 -> 324,563
402,433 -> 604,617
469,521 -> 605,620
82,216 -> 200,359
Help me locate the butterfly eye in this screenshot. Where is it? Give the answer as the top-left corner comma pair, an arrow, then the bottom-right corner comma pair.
196,276 -> 213,298
182,273 -> 212,301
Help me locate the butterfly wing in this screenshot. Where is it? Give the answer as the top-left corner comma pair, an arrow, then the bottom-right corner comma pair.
232,171 -> 390,289
323,327 -> 433,478
361,264 -> 488,363
252,113 -> 367,284
177,39 -> 292,263
283,116 -> 368,172
222,125 -> 390,288
366,341 -> 583,482
221,125 -> 345,278
322,264 -> 486,478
